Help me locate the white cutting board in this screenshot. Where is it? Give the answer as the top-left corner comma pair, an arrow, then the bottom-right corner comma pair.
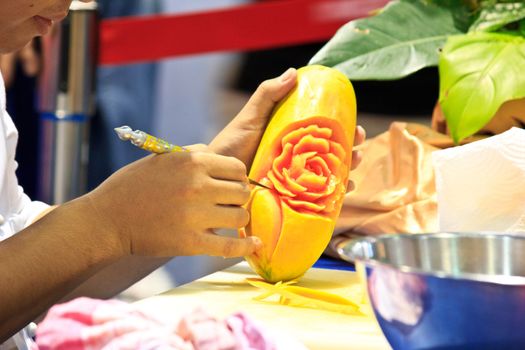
136,262 -> 390,350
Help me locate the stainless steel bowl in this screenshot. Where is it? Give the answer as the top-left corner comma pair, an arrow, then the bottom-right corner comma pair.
338,232 -> 525,350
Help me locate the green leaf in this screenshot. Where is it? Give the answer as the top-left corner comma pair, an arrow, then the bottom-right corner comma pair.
429,0 -> 479,32
439,32 -> 525,142
469,2 -> 525,32
309,0 -> 462,80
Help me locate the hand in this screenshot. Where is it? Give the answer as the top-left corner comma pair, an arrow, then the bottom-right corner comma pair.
209,68 -> 297,168
210,68 -> 366,184
85,148 -> 261,258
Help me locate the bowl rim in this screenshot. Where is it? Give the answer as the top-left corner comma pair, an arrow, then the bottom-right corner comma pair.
338,232 -> 525,286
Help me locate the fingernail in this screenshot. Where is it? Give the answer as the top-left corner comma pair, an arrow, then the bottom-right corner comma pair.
252,236 -> 263,251
280,68 -> 296,83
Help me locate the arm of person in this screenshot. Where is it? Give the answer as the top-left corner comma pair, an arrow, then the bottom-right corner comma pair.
0,197 -> 122,342
46,70 -> 302,303
1,149 -> 262,342
62,70 -> 365,304
29,207 -> 170,304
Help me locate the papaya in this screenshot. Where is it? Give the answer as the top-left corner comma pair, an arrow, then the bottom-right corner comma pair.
240,65 -> 357,282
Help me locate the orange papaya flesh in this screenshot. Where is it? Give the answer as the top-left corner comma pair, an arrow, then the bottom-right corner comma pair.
255,119 -> 350,218
262,201 -> 334,281
242,65 -> 356,283
246,188 -> 282,262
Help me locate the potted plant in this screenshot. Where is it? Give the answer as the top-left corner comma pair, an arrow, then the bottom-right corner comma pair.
310,0 -> 525,143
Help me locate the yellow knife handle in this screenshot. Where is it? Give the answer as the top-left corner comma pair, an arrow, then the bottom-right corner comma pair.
142,134 -> 188,154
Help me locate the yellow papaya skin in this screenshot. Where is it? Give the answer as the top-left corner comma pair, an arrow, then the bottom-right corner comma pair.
241,65 -> 357,282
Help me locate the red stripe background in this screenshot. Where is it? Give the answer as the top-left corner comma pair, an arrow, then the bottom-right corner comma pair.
99,0 -> 388,65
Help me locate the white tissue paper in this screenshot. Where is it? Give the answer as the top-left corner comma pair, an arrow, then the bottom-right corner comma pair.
432,127 -> 525,233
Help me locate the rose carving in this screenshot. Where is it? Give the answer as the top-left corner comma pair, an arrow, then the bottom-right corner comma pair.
264,124 -> 347,214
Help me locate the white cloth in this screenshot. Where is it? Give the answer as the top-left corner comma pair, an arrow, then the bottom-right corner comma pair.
0,72 -> 48,240
0,72 -> 49,349
432,128 -> 525,232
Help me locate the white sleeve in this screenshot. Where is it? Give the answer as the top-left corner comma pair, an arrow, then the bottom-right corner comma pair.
0,108 -> 49,241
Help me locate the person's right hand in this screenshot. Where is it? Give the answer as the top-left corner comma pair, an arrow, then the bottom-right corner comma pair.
85,147 -> 261,258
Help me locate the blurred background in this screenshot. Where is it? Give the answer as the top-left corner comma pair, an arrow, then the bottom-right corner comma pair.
1,0 -> 435,300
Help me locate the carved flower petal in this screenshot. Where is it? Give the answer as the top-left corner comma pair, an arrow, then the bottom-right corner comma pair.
306,156 -> 330,177
268,171 -> 295,197
297,174 -> 338,201
319,153 -> 342,173
324,175 -> 339,195
296,172 -> 327,191
281,125 -> 332,147
293,135 -> 330,155
282,168 -> 307,194
281,127 -> 309,147
329,141 -> 346,162
295,191 -> 325,201
265,122 -> 348,215
307,163 -> 322,176
284,198 -> 326,212
322,182 -> 345,212
272,143 -> 293,181
290,151 -> 317,178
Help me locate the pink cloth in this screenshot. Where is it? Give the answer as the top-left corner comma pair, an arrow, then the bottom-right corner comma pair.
35,298 -> 305,350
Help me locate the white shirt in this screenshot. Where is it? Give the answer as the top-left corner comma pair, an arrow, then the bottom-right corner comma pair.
0,72 -> 49,349
0,72 -> 48,239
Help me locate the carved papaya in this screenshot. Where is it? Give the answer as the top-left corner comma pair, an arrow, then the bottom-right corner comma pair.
240,65 -> 357,282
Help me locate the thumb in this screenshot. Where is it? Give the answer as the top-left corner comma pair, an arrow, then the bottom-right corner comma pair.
238,68 -> 297,125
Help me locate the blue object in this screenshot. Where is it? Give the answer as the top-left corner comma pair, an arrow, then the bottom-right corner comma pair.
40,112 -> 88,122
313,255 -> 355,272
339,233 -> 525,350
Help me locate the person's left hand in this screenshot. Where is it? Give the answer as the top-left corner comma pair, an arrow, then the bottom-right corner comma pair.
209,68 -> 297,168
210,68 -> 366,180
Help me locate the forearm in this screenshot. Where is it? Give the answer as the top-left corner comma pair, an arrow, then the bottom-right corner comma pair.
61,256 -> 170,301
31,204 -> 58,223
0,197 -> 122,342
31,206 -> 170,318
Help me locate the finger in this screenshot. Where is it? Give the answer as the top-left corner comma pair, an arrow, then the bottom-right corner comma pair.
211,179 -> 251,206
237,68 -> 297,125
203,205 -> 250,230
346,180 -> 356,192
354,125 -> 366,146
202,153 -> 248,182
195,232 -> 262,258
350,150 -> 362,170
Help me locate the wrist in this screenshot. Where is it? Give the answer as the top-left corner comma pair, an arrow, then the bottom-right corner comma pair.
72,195 -> 128,262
